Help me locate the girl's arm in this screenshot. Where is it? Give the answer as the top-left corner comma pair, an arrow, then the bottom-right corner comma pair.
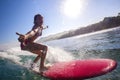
16,26 -> 48,42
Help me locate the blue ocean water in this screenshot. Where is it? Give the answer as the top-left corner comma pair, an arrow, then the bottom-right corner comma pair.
0,27 -> 120,80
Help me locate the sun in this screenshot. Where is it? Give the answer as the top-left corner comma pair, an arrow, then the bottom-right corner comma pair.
61,0 -> 85,18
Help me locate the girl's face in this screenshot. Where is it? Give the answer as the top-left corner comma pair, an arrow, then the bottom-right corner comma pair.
35,16 -> 43,25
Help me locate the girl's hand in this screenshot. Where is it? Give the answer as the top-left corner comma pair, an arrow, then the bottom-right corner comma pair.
16,32 -> 26,42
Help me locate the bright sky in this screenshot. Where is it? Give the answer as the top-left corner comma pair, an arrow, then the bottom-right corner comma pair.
0,0 -> 120,44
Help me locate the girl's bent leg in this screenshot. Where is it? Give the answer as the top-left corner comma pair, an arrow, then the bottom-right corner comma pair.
39,45 -> 48,72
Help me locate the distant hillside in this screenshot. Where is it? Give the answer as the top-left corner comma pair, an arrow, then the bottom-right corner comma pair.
39,13 -> 120,42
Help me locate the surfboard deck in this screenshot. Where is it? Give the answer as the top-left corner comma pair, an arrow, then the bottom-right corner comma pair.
31,59 -> 117,80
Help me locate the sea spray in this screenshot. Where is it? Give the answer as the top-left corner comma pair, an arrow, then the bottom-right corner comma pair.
0,46 -> 36,65
6,47 -> 35,56
0,52 -> 21,64
46,46 -> 74,63
0,45 -> 75,68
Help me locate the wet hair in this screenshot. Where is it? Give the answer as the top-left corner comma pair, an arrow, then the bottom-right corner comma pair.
34,14 -> 43,24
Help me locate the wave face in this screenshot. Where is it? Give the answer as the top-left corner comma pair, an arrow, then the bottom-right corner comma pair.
0,27 -> 120,80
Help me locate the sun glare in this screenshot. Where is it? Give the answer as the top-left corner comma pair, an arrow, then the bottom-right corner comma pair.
61,0 -> 85,18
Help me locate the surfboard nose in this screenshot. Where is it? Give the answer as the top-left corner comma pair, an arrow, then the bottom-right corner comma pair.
102,59 -> 117,73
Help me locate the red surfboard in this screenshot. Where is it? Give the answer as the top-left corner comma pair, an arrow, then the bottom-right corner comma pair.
41,59 -> 117,80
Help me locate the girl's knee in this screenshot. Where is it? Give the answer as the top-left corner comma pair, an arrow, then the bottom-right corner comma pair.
43,45 -> 47,51
45,45 -> 48,51
42,45 -> 47,55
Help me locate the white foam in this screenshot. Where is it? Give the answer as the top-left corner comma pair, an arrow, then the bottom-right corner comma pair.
6,47 -> 35,56
46,46 -> 74,63
0,52 -> 21,64
0,46 -> 35,65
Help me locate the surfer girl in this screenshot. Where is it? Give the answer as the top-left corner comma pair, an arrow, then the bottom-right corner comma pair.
16,14 -> 48,73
